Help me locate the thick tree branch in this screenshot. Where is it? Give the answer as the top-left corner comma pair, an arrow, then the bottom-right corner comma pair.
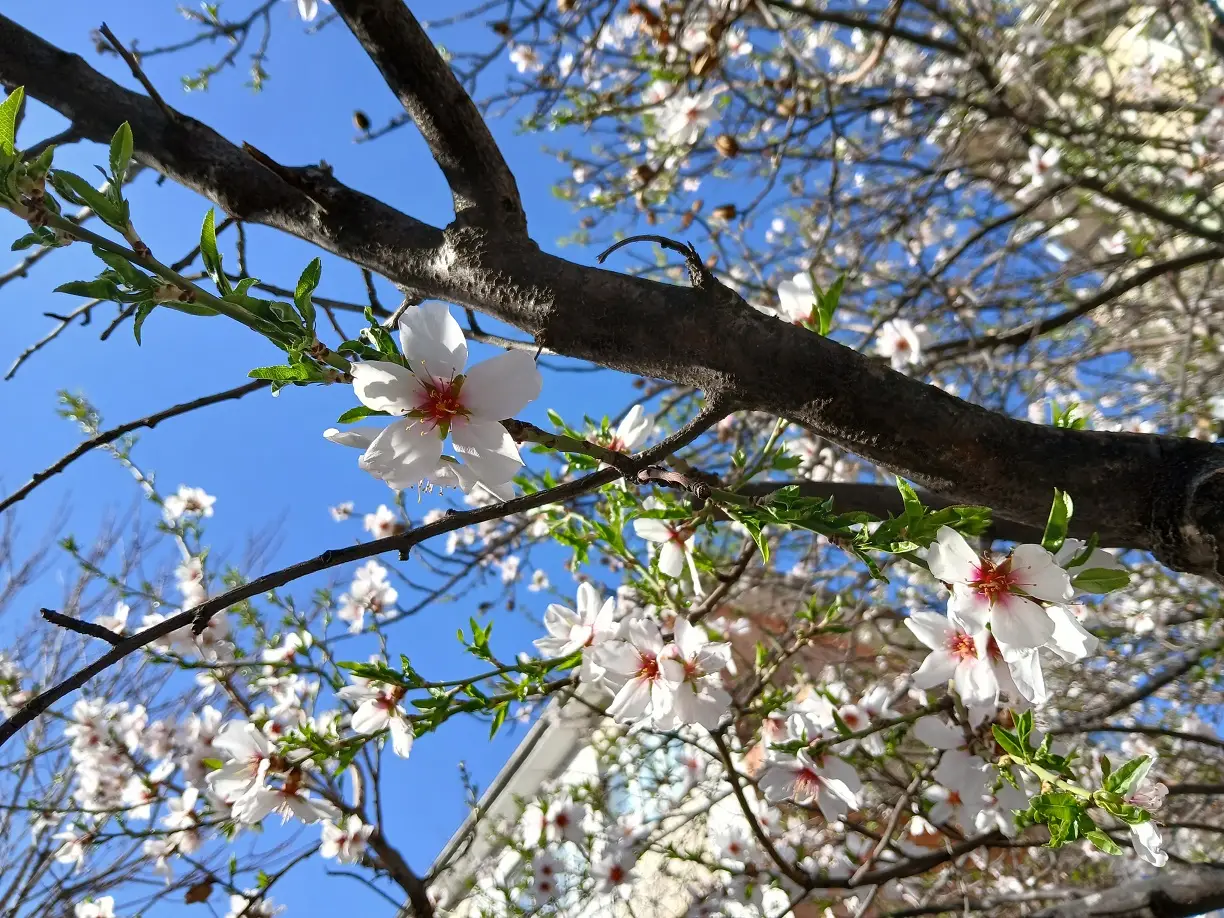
4,12 -> 1224,582
328,0 -> 528,235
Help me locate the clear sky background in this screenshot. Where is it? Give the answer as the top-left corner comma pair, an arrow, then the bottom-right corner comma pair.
1,1 -> 636,912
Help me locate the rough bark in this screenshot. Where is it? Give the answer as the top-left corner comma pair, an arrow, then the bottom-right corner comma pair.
2,9 -> 1224,578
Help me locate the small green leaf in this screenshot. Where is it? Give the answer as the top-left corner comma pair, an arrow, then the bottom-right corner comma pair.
294,258 -> 321,333
50,171 -> 123,224
248,364 -> 318,382
337,405 -> 390,424
1015,709 -> 1034,747
896,477 -> 923,522
199,208 -> 232,294
0,86 -> 23,156
1072,567 -> 1130,594
109,122 -> 134,183
54,279 -> 123,300
133,302 -> 156,345
1041,488 -> 1073,553
489,702 -> 509,739
992,725 -> 1026,761
1105,755 -> 1150,796
816,274 -> 844,336
1085,829 -> 1123,855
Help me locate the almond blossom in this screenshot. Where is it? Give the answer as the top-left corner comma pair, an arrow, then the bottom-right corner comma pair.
208,722 -> 274,804
905,611 -> 997,706
320,814 -> 373,864
363,504 -> 398,539
759,749 -> 862,821
595,619 -> 675,725
336,302 -> 542,494
875,318 -> 931,370
632,513 -> 697,581
337,675 -> 414,758
163,485 -> 215,523
759,272 -> 818,325
533,582 -> 617,680
658,618 -> 732,729
336,560 -> 398,634
926,526 -> 1072,648
605,404 -> 652,453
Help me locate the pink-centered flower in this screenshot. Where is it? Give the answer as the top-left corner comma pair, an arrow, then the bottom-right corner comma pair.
595,619 -> 675,724
759,749 -> 861,821
336,303 -> 542,494
927,527 -> 1071,648
905,611 -> 997,706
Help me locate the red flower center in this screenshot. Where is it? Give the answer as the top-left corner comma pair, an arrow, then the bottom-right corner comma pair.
794,767 -> 824,797
608,865 -> 626,883
415,378 -> 466,430
637,652 -> 659,681
947,630 -> 978,660
970,556 -> 1016,604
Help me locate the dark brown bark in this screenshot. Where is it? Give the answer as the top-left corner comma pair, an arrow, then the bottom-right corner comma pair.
2,10 -> 1224,580
1033,866 -> 1224,918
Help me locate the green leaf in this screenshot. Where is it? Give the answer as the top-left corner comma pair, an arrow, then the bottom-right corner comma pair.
1072,567 -> 1130,594
92,247 -> 152,290
294,258 -> 321,333
337,405 -> 390,424
54,279 -> 123,300
1015,709 -> 1034,748
1085,829 -> 1123,855
199,208 -> 231,294
248,364 -> 319,382
896,476 -> 923,522
109,123 -> 134,183
816,274 -> 844,336
132,302 -> 156,345
489,702 -> 509,739
1105,755 -> 1150,796
50,171 -> 123,224
992,725 -> 1026,761
0,86 -> 23,156
1041,488 -> 1073,553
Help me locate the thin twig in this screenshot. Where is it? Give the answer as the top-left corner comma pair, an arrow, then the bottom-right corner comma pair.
0,380 -> 267,516
98,23 -> 179,122
40,609 -> 122,646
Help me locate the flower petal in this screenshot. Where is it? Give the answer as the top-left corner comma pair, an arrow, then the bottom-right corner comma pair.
361,419 -> 443,486
398,302 -> 467,379
912,649 -> 958,689
450,420 -> 524,484
927,527 -> 981,584
350,361 -> 418,414
1009,544 -> 1072,602
990,594 -> 1055,648
905,611 -> 954,650
323,426 -> 381,449
460,350 -> 543,421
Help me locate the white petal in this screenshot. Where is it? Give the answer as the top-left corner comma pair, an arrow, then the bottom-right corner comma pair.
1130,820 -> 1167,866
324,426 -> 381,449
450,420 -> 524,484
607,677 -> 652,722
1009,544 -> 1073,602
658,541 -> 686,578
912,650 -> 958,689
913,716 -> 963,750
948,586 -> 991,631
1004,648 -> 1047,704
927,527 -> 980,584
361,418 -> 443,486
298,0 -> 318,20
351,700 -> 389,735
350,361 -> 418,414
953,657 -> 999,707
398,302 -> 467,379
389,716 -> 414,758
905,611 -> 954,650
990,594 -> 1055,649
460,350 -> 543,421
576,582 -> 601,620
633,519 -> 673,543
1046,604 -> 1098,661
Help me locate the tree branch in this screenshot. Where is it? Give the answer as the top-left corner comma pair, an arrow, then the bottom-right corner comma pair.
328,0 -> 527,235
0,400 -> 729,749
0,379 -> 268,516
4,11 -> 1224,581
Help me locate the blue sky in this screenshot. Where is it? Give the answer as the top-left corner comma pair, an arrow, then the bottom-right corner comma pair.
1,1 -> 637,912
